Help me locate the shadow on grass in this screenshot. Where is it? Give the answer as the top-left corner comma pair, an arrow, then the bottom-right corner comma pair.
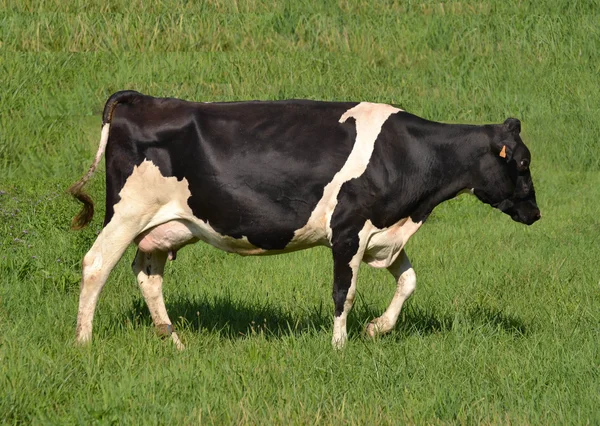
128,295 -> 465,341
128,296 -> 528,341
129,295 -> 327,340
467,306 -> 528,336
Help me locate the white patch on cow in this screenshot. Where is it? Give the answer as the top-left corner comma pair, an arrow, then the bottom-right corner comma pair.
111,160 -> 267,255
458,188 -> 475,196
292,102 -> 401,247
362,217 -> 423,269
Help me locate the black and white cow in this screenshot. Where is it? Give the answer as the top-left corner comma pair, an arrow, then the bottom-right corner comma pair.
69,91 -> 540,349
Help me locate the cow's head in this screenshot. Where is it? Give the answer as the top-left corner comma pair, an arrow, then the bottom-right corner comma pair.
473,118 -> 541,225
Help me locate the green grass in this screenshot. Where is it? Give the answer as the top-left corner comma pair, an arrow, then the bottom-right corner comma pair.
1,1 -> 599,424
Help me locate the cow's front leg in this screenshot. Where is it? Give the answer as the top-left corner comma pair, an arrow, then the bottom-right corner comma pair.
366,250 -> 416,337
132,249 -> 184,350
330,225 -> 369,349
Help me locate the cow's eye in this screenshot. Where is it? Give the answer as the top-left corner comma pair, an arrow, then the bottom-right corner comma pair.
520,159 -> 530,168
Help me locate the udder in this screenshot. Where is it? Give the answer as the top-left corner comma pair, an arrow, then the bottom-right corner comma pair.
135,220 -> 198,254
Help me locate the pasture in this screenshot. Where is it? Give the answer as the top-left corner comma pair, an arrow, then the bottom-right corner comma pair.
1,1 -> 599,423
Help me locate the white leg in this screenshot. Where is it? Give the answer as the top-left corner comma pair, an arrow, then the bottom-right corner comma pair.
366,250 -> 416,337
76,220 -> 141,344
132,249 -> 184,350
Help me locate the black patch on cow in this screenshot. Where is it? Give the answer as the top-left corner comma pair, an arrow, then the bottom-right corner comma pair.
104,95 -> 359,249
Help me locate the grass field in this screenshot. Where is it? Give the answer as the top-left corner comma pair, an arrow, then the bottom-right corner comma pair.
1,1 -> 599,424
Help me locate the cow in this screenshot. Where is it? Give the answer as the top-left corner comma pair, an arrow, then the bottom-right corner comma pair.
69,91 -> 540,349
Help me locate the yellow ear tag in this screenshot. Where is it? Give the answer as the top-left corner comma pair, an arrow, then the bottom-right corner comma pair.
499,145 -> 507,158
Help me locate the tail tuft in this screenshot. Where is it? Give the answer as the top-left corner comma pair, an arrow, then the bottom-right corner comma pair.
68,181 -> 95,229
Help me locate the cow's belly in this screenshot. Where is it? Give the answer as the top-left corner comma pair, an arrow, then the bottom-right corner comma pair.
135,218 -> 274,256
135,216 -> 327,256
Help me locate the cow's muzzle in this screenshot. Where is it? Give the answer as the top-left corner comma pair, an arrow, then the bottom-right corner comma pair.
508,200 -> 541,225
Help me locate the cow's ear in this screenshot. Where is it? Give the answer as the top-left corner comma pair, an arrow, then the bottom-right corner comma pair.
492,143 -> 513,161
490,118 -> 520,161
491,138 -> 514,162
503,118 -> 521,134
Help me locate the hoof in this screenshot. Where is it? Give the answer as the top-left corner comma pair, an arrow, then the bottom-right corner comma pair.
365,322 -> 379,338
156,324 -> 184,350
365,318 -> 391,337
75,330 -> 92,346
155,323 -> 173,337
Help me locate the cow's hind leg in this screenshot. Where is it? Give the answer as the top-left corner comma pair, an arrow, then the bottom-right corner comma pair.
132,249 -> 184,350
76,221 -> 141,344
365,250 -> 416,337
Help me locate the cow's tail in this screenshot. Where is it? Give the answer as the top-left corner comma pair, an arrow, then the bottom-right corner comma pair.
68,90 -> 141,230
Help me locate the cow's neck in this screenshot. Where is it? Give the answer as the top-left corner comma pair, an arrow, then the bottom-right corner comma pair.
402,123 -> 491,223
